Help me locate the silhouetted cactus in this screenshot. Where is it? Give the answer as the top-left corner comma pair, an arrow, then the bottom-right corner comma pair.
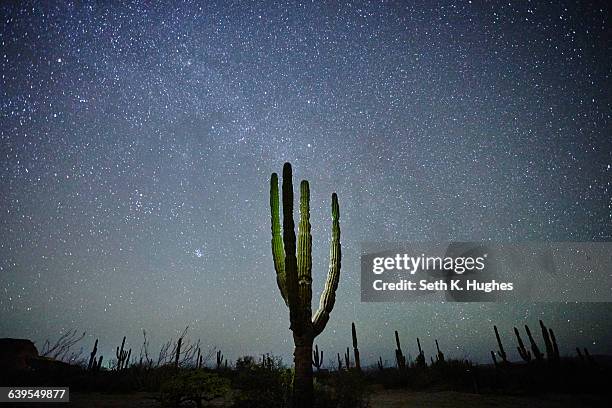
352,322 -> 361,372
377,356 -> 384,371
514,327 -> 531,362
415,337 -> 426,368
525,324 -> 543,361
344,347 -> 350,369
270,163 -> 342,408
395,331 -> 406,371
539,320 -> 555,361
312,345 -> 323,371
87,339 -> 98,371
435,339 -> 445,363
115,336 -> 130,371
490,350 -> 498,368
337,352 -> 343,371
216,350 -> 225,369
494,325 -> 508,364
96,355 -> 103,372
261,353 -> 274,369
175,337 -> 182,368
583,347 -> 596,365
549,327 -> 560,362
576,347 -> 584,361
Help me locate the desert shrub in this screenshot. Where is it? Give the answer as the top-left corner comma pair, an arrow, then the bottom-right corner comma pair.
312,370 -> 370,408
160,371 -> 230,407
232,354 -> 291,408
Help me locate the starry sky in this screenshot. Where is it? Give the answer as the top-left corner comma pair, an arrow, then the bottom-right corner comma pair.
1,1 -> 611,367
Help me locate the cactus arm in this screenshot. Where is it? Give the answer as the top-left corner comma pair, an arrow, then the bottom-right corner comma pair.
297,180 -> 313,322
270,173 -> 287,304
312,193 -> 341,336
281,164 -> 300,332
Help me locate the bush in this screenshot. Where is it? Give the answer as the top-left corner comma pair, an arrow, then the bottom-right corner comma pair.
160,370 -> 230,407
232,354 -> 292,408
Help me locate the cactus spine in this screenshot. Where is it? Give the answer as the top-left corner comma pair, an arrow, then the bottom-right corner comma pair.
270,163 -> 342,408
395,331 -> 406,371
494,326 -> 508,364
312,345 -> 323,371
352,322 -> 361,372
514,327 -> 531,362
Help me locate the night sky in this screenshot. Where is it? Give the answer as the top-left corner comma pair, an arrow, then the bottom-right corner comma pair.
1,1 -> 611,367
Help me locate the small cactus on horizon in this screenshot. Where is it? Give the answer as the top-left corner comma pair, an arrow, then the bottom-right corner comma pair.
540,320 -> 557,362
352,322 -> 361,372
435,339 -> 445,363
115,336 -> 131,371
395,331 -> 406,371
344,347 -> 350,369
415,337 -> 426,368
514,327 -> 531,362
490,350 -> 498,368
87,339 -> 98,371
525,324 -> 543,361
216,350 -> 225,369
494,326 -> 508,364
174,337 -> 182,368
377,356 -> 384,371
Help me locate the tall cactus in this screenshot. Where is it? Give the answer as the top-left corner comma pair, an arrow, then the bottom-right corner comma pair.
270,163 -> 341,408
352,322 -> 361,372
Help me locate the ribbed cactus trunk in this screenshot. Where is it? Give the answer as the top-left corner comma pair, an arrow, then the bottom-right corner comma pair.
270,163 -> 341,408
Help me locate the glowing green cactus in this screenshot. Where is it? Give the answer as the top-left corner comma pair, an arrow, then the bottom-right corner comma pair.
270,162 -> 341,408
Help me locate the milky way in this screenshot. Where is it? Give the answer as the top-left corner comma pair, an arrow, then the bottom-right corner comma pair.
1,1 -> 610,366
